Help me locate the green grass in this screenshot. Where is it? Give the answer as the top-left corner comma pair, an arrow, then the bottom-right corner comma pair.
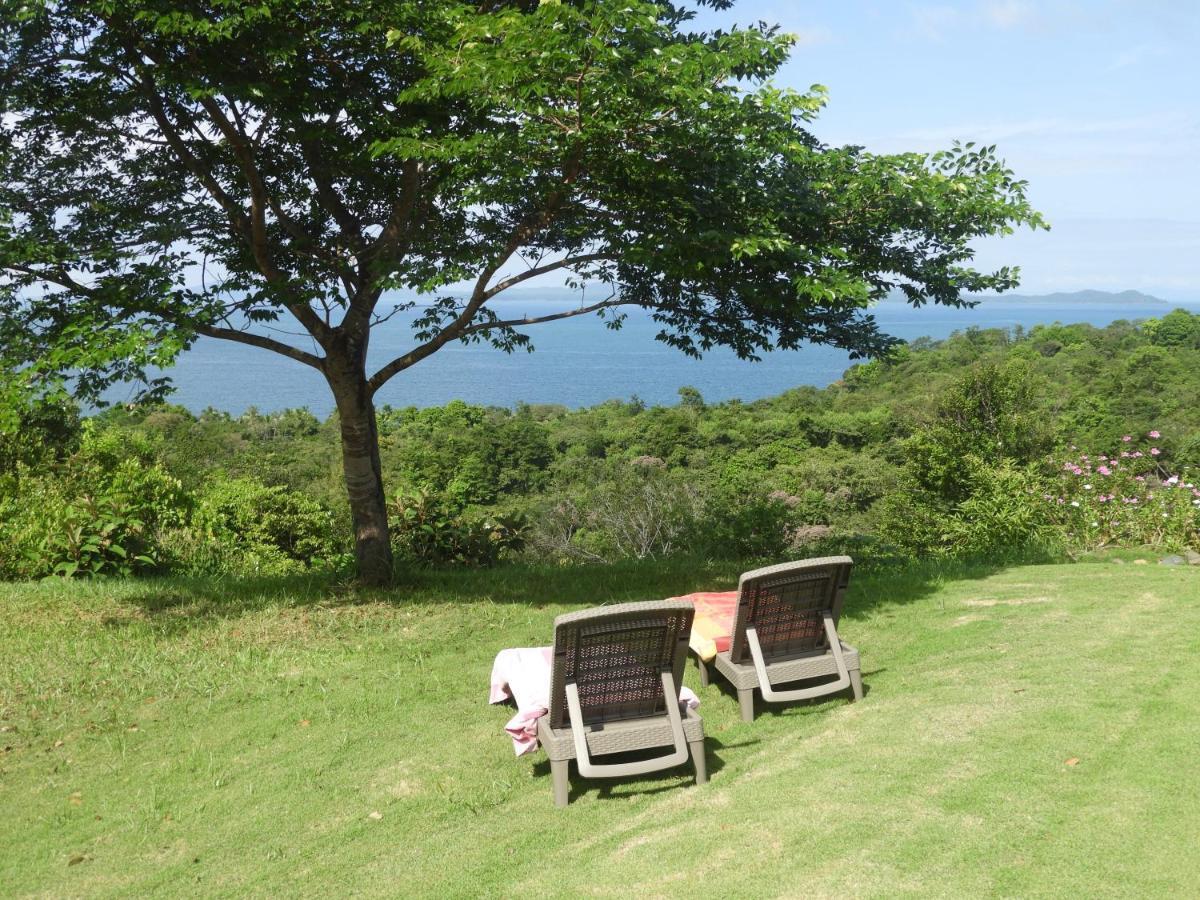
2,557 -> 1199,897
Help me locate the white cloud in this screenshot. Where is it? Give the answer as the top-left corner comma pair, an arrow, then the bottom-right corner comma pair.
1108,43 -> 1169,70
982,0 -> 1035,29
791,26 -> 834,47
890,111 -> 1195,145
904,0 -> 1073,39
906,4 -> 963,41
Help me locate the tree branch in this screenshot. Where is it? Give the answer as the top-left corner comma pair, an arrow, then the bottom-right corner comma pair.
127,61 -> 249,233
364,157 -> 584,392
299,123 -> 365,248
457,296 -> 631,338
188,92 -> 333,343
361,160 -> 422,266
4,262 -> 324,370
367,290 -> 629,395
482,251 -> 610,299
194,324 -> 325,370
121,47 -> 334,347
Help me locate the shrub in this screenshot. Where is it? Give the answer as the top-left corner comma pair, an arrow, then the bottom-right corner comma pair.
879,359 -> 1057,556
943,463 -> 1056,557
0,396 -> 81,483
388,490 -> 525,566
1145,308 -> 1200,350
527,460 -> 801,562
688,487 -> 801,559
1048,430 -> 1200,554
527,460 -> 702,562
879,460 -> 1053,558
0,458 -> 188,579
904,360 -> 1053,504
167,478 -> 343,576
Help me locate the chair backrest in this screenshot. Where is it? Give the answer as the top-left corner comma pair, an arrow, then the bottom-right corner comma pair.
727,557 -> 853,665
548,600 -> 694,729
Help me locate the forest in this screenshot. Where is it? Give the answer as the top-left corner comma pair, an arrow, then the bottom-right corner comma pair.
4,308 -> 1199,581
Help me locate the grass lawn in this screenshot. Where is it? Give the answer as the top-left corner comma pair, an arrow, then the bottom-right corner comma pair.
2,558 -> 1199,897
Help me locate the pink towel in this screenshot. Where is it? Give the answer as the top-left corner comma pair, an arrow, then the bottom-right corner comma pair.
489,646 -> 700,756
489,647 -> 555,756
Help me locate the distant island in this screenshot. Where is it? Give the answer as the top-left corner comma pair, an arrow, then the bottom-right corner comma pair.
976,289 -> 1169,306
454,287 -> 1175,308
877,288 -> 1169,307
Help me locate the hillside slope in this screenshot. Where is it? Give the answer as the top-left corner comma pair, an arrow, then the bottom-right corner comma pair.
2,560 -> 1198,896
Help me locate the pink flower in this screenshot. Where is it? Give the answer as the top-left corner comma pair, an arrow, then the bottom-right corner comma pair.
1149,430 -> 1161,438
1122,435 -> 1133,442
1150,448 -> 1161,456
1097,466 -> 1111,476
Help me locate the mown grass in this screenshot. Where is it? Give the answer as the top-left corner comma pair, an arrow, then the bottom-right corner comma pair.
2,557 -> 1198,897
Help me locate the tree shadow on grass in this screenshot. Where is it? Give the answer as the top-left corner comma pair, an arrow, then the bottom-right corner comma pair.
398,553 -> 1031,622
526,734 -> 753,805
701,664 -> 889,719
101,571 -> 345,635
108,557 -> 743,632
107,551 -> 1046,635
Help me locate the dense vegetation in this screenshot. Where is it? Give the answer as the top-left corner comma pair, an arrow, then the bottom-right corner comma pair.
4,309 -> 1200,581
0,0 -> 1044,584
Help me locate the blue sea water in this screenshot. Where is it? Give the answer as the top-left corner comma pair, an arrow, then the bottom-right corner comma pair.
128,295 -> 1197,417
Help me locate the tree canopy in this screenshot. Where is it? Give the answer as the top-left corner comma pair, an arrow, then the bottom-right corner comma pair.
0,0 -> 1046,582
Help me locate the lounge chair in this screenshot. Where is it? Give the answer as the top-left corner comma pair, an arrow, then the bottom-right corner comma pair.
536,600 -> 707,807
695,557 -> 863,722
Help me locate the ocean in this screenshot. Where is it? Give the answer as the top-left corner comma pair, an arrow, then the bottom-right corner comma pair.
126,294 -> 1196,416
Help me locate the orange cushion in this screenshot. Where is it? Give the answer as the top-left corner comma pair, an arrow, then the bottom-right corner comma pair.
669,591 -> 739,662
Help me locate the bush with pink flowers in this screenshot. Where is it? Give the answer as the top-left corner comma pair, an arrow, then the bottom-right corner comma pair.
1048,430 -> 1200,554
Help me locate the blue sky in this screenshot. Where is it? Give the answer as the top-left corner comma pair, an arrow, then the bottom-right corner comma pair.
691,0 -> 1200,300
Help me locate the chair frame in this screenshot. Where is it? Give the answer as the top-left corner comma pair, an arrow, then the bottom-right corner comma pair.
695,557 -> 863,722
537,600 -> 707,807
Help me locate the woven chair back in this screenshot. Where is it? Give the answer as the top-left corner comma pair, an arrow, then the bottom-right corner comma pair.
548,601 -> 694,729
728,557 -> 853,665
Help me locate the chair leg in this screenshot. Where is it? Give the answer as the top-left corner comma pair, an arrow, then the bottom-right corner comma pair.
689,738 -> 708,785
738,687 -> 756,722
850,668 -> 864,702
695,655 -> 710,689
550,758 -> 570,808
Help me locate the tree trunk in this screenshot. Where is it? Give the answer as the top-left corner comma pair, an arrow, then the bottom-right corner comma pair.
327,362 -> 393,586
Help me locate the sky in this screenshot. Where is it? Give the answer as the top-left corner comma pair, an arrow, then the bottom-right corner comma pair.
687,0 -> 1200,300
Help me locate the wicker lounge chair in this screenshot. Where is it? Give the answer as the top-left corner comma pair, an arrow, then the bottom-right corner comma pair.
536,600 -> 707,807
695,557 -> 863,722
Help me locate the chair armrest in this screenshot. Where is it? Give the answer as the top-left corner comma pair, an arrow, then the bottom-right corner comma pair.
565,670 -> 690,778
746,612 -> 850,702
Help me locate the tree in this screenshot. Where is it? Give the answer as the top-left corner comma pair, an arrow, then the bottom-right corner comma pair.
1146,309 -> 1200,350
0,0 -> 1045,584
